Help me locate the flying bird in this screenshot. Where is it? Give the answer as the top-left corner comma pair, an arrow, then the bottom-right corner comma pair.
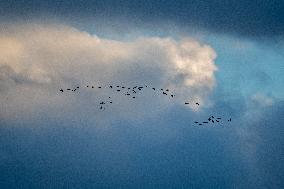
60,89 -> 64,92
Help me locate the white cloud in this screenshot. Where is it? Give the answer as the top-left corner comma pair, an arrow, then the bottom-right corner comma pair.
251,93 -> 274,107
0,23 -> 217,121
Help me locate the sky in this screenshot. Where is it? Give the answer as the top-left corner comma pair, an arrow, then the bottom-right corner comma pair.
0,1 -> 284,188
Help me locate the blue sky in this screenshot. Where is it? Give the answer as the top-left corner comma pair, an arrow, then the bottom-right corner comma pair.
0,1 -> 284,189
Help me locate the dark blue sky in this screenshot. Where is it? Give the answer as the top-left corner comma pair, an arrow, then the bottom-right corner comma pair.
1,0 -> 284,37
0,1 -> 284,189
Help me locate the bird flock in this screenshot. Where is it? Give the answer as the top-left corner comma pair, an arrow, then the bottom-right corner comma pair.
59,83 -> 232,126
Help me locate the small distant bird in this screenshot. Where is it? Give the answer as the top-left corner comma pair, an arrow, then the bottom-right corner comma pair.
128,87 -> 131,90
67,89 -> 71,90
86,85 -> 89,88
117,86 -> 120,87
163,92 -> 167,95
110,85 -> 113,88
132,96 -> 136,99
217,118 -> 221,120
196,102 -> 200,105
161,89 -> 163,91
98,86 -> 101,89
216,120 -> 219,122
228,118 -> 231,122
199,123 -> 202,125
117,90 -> 120,92
92,86 -> 94,88
76,87 -> 79,89
122,87 -> 125,88
166,89 -> 169,92
109,97 -> 111,98
110,102 -> 112,104
171,95 -> 174,98
185,102 -> 189,105
203,122 -> 208,124
194,122 -> 198,123
152,88 -> 156,90
126,93 -> 130,96
60,89 -> 64,92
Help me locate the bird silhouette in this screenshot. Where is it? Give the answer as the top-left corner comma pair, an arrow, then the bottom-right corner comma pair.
185,102 -> 189,104
196,102 -> 200,105
60,89 -> 64,92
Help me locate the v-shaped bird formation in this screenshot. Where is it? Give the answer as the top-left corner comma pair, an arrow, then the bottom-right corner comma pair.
59,83 -> 232,126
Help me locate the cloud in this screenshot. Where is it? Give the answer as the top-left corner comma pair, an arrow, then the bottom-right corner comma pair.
251,93 -> 274,107
0,23 -> 217,121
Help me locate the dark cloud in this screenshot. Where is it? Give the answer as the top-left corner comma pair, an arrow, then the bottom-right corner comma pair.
0,0 -> 283,38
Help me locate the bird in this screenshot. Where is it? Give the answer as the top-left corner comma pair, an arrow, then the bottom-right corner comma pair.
162,92 -> 167,95
152,88 -> 156,90
117,90 -> 120,92
196,102 -> 200,105
98,86 -> 102,89
194,121 -> 198,123
122,86 -> 125,89
60,89 -> 64,92
92,86 -> 94,88
110,85 -> 113,88
199,123 -> 202,125
171,95 -> 174,98
109,102 -> 112,104
67,89 -> 71,91
86,85 -> 89,88
166,89 -> 169,92
203,122 -> 208,124
76,86 -> 79,89
228,118 -> 231,122
128,87 -> 131,90
217,118 -> 221,120
132,96 -> 136,99
117,86 -> 120,87
185,102 -> 189,104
